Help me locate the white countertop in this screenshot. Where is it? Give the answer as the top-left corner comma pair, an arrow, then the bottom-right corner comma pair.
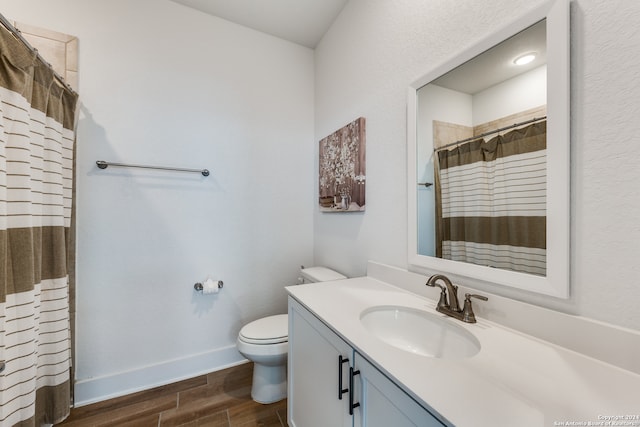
286,276 -> 640,427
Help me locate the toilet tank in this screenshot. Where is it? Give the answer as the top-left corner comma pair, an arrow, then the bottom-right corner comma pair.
299,266 -> 346,284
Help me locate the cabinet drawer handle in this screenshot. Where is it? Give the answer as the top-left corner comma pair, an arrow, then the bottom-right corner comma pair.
349,366 -> 360,415
338,355 -> 349,400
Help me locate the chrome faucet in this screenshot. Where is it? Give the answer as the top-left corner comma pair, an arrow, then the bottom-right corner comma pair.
425,274 -> 487,323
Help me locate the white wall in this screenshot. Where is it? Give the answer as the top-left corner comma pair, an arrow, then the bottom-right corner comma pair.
0,0 -> 315,404
417,84 -> 473,171
473,65 -> 547,124
314,0 -> 640,332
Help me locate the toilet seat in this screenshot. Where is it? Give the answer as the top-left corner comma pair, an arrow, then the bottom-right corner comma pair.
239,314 -> 288,345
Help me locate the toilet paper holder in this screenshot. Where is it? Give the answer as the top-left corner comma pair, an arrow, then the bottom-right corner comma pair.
194,280 -> 224,291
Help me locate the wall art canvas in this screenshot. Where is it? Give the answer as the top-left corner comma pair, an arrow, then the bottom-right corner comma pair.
319,117 -> 366,212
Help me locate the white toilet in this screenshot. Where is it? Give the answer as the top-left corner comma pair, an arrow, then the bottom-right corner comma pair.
236,266 -> 346,404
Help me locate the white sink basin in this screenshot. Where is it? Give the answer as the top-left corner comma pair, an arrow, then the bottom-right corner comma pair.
360,306 -> 481,359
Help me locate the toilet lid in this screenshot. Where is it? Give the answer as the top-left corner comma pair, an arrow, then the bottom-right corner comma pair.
239,314 -> 288,345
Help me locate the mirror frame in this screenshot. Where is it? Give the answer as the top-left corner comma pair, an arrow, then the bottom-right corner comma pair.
407,0 -> 570,298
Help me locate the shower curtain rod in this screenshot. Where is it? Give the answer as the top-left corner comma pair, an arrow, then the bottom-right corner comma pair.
0,13 -> 77,96
434,116 -> 547,152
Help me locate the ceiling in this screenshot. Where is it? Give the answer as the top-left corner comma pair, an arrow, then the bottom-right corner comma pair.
169,1 -> 545,92
170,0 -> 349,48
432,20 -> 547,94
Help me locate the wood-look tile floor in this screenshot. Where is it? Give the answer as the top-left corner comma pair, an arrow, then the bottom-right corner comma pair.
56,363 -> 288,427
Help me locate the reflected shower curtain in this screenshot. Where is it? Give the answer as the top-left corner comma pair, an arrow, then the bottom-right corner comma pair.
0,24 -> 78,426
434,122 -> 547,276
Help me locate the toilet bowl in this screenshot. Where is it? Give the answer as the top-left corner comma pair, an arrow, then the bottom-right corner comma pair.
237,314 -> 288,404
236,266 -> 346,404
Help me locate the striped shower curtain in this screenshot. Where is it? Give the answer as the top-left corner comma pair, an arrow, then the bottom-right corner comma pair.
434,121 -> 547,276
0,24 -> 78,426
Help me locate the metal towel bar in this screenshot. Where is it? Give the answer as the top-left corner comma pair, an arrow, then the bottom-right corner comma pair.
96,160 -> 209,177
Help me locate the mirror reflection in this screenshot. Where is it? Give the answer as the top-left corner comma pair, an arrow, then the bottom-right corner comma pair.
416,20 -> 547,276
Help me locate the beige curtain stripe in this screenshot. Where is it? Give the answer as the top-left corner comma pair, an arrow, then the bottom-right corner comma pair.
438,121 -> 547,169
0,227 -> 68,300
36,382 -> 72,425
0,58 -> 77,132
4,382 -> 70,426
442,216 -> 546,249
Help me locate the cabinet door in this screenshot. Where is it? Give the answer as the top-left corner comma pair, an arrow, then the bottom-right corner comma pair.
353,353 -> 447,427
288,297 -> 353,427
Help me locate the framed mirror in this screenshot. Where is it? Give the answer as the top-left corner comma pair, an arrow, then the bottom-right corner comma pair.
407,0 -> 570,298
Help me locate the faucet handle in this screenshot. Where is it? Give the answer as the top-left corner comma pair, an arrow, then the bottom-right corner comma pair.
462,293 -> 488,323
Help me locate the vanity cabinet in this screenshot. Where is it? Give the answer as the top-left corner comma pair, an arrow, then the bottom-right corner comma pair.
288,296 -> 353,427
288,297 -> 446,427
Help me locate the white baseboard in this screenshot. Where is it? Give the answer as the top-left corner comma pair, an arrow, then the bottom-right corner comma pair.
74,345 -> 247,407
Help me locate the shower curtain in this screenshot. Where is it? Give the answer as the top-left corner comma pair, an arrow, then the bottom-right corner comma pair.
0,23 -> 78,426
434,121 -> 547,276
